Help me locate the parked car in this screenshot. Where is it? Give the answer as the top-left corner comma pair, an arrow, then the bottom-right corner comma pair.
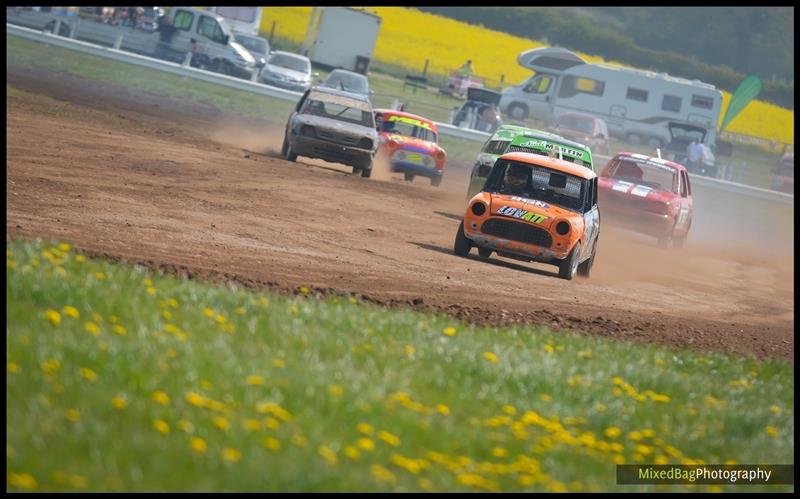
466,125 -> 594,199
455,151 -> 600,280
547,112 -> 609,156
450,87 -> 502,133
234,33 -> 270,67
319,69 -> 371,97
663,122 -> 717,178
282,87 -> 378,177
260,51 -> 315,92
772,153 -> 794,194
598,152 -> 693,248
374,108 -> 447,186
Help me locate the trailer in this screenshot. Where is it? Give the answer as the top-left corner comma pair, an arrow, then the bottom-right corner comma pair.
301,7 -> 381,75
498,47 -> 724,151
209,6 -> 262,37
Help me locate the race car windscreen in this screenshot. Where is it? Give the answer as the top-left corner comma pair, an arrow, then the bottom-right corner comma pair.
379,117 -> 437,142
302,94 -> 375,128
486,160 -> 588,213
607,158 -> 679,194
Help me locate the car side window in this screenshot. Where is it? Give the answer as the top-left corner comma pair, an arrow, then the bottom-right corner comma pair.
681,171 -> 690,197
295,90 -> 309,113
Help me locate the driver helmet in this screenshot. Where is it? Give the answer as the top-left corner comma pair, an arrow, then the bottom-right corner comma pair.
505,163 -> 529,190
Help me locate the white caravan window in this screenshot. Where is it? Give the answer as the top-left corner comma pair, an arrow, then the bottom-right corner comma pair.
626,87 -> 648,102
662,95 -> 682,113
523,75 -> 553,94
558,75 -> 605,98
691,95 -> 714,110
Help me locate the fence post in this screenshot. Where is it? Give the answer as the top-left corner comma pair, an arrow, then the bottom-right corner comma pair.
69,19 -> 77,38
183,51 -> 193,67
422,59 -> 428,77
269,21 -> 276,45
499,74 -> 504,89
53,19 -> 61,36
113,33 -> 123,50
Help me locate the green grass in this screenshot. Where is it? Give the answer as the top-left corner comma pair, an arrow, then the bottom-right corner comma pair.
6,238 -> 794,492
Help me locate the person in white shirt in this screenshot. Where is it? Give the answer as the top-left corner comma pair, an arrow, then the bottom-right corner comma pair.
686,138 -> 704,172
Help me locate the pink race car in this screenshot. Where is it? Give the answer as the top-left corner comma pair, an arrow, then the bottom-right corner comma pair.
598,152 -> 693,248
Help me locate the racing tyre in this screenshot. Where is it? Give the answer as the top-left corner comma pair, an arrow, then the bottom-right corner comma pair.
453,221 -> 473,257
577,244 -> 595,277
558,242 -> 581,280
283,137 -> 297,162
361,167 -> 372,178
430,176 -> 442,187
477,247 -> 492,260
404,173 -> 415,182
508,103 -> 528,121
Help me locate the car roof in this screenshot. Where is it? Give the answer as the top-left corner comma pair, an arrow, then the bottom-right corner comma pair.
270,51 -> 309,61
509,131 -> 590,152
500,152 -> 597,179
614,152 -> 686,172
328,69 -> 366,78
374,108 -> 436,126
309,86 -> 372,103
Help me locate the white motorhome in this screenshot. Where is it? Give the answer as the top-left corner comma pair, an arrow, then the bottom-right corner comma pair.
498,47 -> 724,150
301,7 -> 381,75
209,6 -> 262,37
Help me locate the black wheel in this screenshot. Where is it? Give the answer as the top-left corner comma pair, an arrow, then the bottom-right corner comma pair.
283,136 -> 297,162
360,167 -> 372,178
430,176 -> 442,187
558,242 -> 581,280
477,247 -> 491,260
453,221 -> 472,257
404,172 -> 415,182
577,244 -> 595,277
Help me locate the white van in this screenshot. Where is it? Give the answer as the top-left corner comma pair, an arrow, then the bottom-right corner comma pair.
498,47 -> 724,150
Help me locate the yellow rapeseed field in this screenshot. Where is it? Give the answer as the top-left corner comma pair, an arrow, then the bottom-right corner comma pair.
260,7 -> 793,145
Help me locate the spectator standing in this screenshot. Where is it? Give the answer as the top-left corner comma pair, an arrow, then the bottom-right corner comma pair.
686,138 -> 704,172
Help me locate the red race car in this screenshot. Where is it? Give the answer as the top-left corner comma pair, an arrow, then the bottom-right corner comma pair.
374,109 -> 447,187
598,152 -> 693,248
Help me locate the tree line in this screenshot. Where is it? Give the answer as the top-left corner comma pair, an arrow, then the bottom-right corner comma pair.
418,7 -> 793,110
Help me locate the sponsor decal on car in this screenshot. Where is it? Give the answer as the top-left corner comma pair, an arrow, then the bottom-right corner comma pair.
386,115 -> 433,130
509,196 -> 550,208
497,206 -> 548,224
516,140 -> 585,159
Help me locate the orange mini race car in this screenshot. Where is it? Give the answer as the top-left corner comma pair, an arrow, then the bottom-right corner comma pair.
454,151 -> 600,280
374,109 -> 447,186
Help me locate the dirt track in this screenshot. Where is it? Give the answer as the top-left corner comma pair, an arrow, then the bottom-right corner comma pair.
6,63 -> 794,361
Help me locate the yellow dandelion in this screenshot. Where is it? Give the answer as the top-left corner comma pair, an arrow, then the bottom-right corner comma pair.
200,380 -> 213,390
246,375 -> 264,386
8,362 -> 20,374
244,419 -> 261,432
212,416 -> 230,431
41,359 -> 60,375
44,309 -> 62,326
153,419 -> 170,434
604,427 -> 622,439
357,422 -> 374,435
348,296 -> 358,304
328,384 -> 345,396
222,448 -> 241,462
215,314 -> 226,324
66,409 -> 81,422
166,298 -> 179,309
344,446 -> 360,460
111,395 -> 126,409
235,306 -> 246,315
190,437 -> 207,454
264,417 -> 281,430
770,405 -> 782,415
483,351 -> 498,362
62,306 -> 80,319
641,428 -> 656,438
80,367 -> 97,382
94,271 -> 106,280
654,455 -> 669,465
539,394 -> 552,402
177,419 -> 194,433
75,255 -> 86,263
544,344 -> 554,353
152,391 -> 170,406
357,437 -> 375,452
203,307 -> 214,317
264,437 -> 281,451
299,286 -> 310,295
9,472 -> 38,491
378,430 -> 401,447
765,426 -> 778,437
318,445 -> 338,466
492,447 -> 508,458
161,310 -> 173,321
404,344 -> 415,356
84,322 -> 100,336
69,474 -> 87,489
628,431 -> 643,441
185,392 -> 206,407
57,242 -> 72,252
113,325 -> 127,336
371,464 -> 397,484
146,287 -> 156,295
143,278 -> 153,287
442,326 -> 457,336
166,349 -> 178,358
436,404 -> 450,416
272,359 -> 286,368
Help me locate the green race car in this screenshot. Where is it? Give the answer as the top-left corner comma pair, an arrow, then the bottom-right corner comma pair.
466,125 -> 595,199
